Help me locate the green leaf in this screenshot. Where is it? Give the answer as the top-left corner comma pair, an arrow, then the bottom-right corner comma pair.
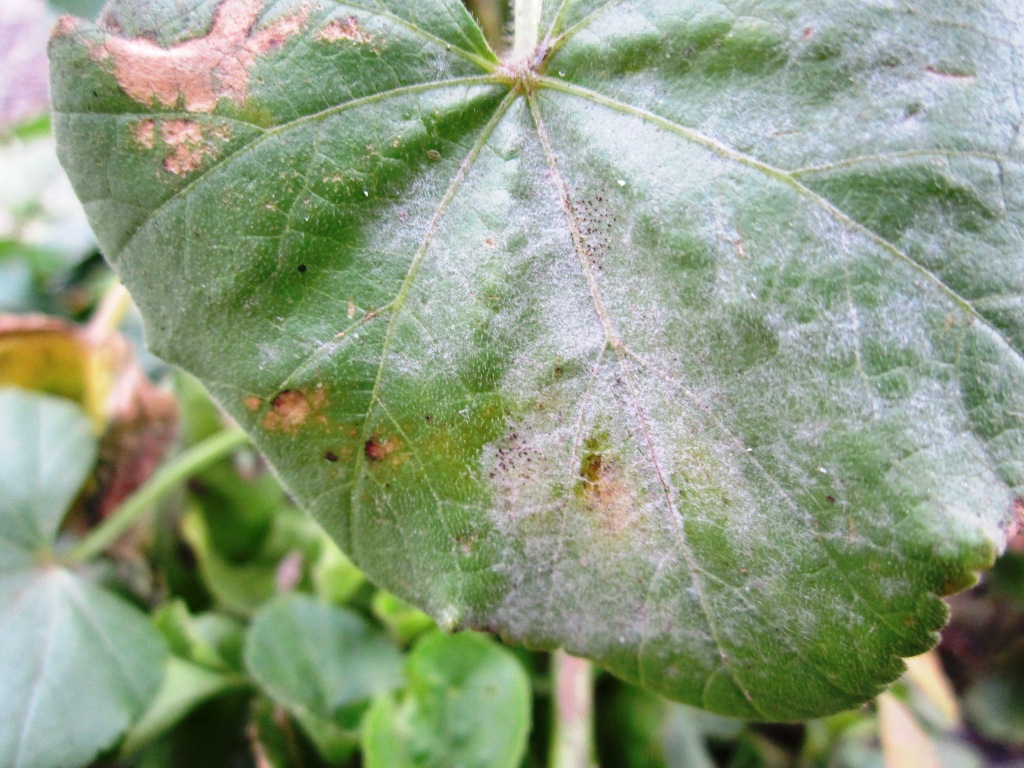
312,536 -> 369,605
244,593 -> 404,727
0,387 -> 95,562
363,632 -> 531,768
152,599 -> 246,672
0,389 -> 166,768
49,0 -> 1024,718
121,656 -> 243,755
372,590 -> 437,646
963,660 -> 1024,748
181,502 -> 322,615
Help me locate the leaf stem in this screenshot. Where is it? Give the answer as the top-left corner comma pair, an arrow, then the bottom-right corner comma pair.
514,0 -> 542,58
549,650 -> 597,768
64,428 -> 249,566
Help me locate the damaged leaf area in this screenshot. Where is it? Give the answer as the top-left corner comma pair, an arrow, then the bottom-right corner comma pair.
67,0 -> 310,112
50,0 -> 1024,719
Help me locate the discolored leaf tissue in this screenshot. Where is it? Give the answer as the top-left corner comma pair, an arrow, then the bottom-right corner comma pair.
49,0 -> 1024,718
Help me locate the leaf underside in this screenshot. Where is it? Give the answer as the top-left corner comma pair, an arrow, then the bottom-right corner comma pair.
49,0 -> 1024,719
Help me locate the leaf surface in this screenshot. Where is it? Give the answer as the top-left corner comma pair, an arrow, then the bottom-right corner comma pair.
49,0 -> 1024,718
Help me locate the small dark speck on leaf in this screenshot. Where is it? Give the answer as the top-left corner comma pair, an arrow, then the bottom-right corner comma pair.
324,450 -> 339,462
298,264 -> 307,273
826,495 -> 836,504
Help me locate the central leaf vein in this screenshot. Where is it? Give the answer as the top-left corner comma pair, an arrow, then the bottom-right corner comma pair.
527,91 -> 765,715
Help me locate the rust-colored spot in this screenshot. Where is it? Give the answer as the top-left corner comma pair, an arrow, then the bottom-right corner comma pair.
98,0 -> 310,112
1008,497 -> 1024,545
134,118 -> 155,149
579,450 -> 603,485
53,16 -> 82,36
243,395 -> 261,411
364,434 -> 399,462
160,119 -> 211,175
262,386 -> 326,433
318,16 -> 374,45
577,439 -> 633,533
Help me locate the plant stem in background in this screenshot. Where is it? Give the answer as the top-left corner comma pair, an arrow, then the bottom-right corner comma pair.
549,650 -> 597,768
513,0 -> 541,58
86,279 -> 133,342
64,428 -> 249,566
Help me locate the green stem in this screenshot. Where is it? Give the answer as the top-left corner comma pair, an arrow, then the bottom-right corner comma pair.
514,0 -> 542,58
549,650 -> 597,768
64,428 -> 249,566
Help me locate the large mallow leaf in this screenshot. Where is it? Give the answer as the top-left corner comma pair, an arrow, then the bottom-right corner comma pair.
49,0 -> 1024,719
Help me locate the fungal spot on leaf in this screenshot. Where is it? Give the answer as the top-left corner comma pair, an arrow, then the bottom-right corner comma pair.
576,434 -> 634,532
134,119 -> 155,149
96,0 -> 309,112
297,264 -> 307,273
1008,497 -> 1024,539
456,532 -> 477,555
243,395 -> 261,411
323,450 -> 339,463
160,119 -> 215,175
261,386 -> 326,433
364,434 -> 400,462
318,16 -> 374,45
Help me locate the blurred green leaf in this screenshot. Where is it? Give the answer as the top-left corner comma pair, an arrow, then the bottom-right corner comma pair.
0,387 -> 95,558
0,388 -> 166,768
363,632 -> 530,768
47,0 -> 106,20
372,590 -> 437,646
181,502 -> 322,615
990,551 -> 1024,606
153,598 -> 246,673
963,661 -> 1024,749
122,656 -> 244,755
245,593 -> 404,731
312,536 -> 368,605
